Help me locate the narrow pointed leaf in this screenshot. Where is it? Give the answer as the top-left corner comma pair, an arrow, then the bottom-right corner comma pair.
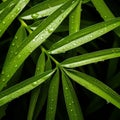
0,0 -> 79,91
61,48 -> 120,68
0,70 -> 54,107
27,51 -> 45,120
20,0 -> 67,20
0,0 -> 30,37
4,26 -> 27,66
0,0 -> 13,14
62,71 -> 84,120
65,69 -> 120,109
48,17 -> 120,54
46,69 -> 59,120
91,0 -> 120,37
33,56 -> 53,120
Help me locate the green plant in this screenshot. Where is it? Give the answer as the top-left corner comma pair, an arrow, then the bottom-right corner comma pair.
0,0 -> 120,119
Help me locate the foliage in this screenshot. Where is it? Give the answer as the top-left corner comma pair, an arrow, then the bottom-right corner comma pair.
0,0 -> 120,119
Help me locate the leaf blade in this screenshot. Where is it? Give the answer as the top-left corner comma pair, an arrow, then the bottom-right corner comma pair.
61,48 -> 120,68
0,0 -> 80,91
65,69 -> 120,109
62,71 -> 84,120
46,69 -> 60,120
48,18 -> 120,54
0,70 -> 54,107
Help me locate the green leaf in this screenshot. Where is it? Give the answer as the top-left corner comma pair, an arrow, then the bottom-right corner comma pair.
0,0 -> 30,37
0,70 -> 54,107
0,0 -> 80,91
62,71 -> 84,120
91,0 -> 120,37
61,48 -> 120,68
65,69 -> 120,109
46,69 -> 59,120
27,51 -> 45,120
20,0 -> 67,20
3,25 -> 27,67
0,0 -> 12,14
48,17 -> 120,54
69,0 -> 82,34
33,56 -> 53,120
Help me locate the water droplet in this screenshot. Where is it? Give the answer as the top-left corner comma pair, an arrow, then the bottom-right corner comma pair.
33,39 -> 36,42
7,75 -> 10,78
12,43 -> 15,46
2,21 -> 5,24
48,28 -> 54,33
15,36 -> 18,39
18,54 -> 21,58
11,15 -> 14,18
51,99 -> 54,102
31,13 -> 39,19
1,71 -> 4,75
50,107 -> 53,111
14,64 -> 18,68
15,52 -> 18,55
17,8 -> 20,11
65,87 -> 68,90
2,78 -> 5,82
32,81 -> 37,86
69,103 -> 72,106
73,43 -> 77,46
72,0 -> 75,3
104,15 -> 107,18
71,101 -> 74,104
90,35 -> 93,38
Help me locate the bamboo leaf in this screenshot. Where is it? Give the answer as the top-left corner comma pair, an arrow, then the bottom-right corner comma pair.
46,69 -> 59,120
61,48 -> 120,68
4,25 -> 27,66
91,0 -> 120,37
69,0 -> 82,34
65,69 -> 120,109
62,71 -> 84,120
0,0 -> 13,14
33,56 -> 53,120
48,18 -> 120,54
27,51 -> 45,120
0,0 -> 80,91
20,0 -> 67,20
0,70 -> 54,107
0,0 -> 30,37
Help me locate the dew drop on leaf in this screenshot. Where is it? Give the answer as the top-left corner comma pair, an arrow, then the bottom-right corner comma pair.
1,71 -> 4,75
15,36 -> 18,39
18,54 -> 21,58
51,99 -> 54,102
12,43 -> 15,46
14,64 -> 18,68
7,75 -> 10,78
65,87 -> 68,90
2,78 -> 6,82
48,28 -> 54,33
15,52 -> 18,55
2,21 -> 5,24
31,13 -> 39,19
32,81 -> 37,86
